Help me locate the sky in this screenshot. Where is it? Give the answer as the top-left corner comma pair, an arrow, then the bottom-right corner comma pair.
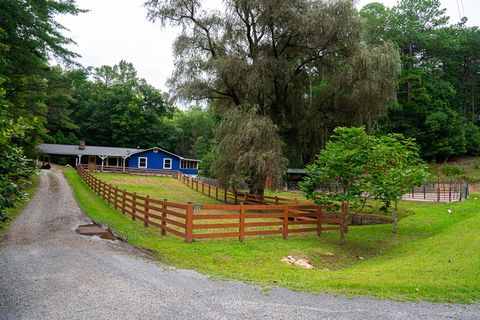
57,0 -> 480,91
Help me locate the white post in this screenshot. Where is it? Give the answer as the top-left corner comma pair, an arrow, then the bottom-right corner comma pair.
77,155 -> 83,168
100,155 -> 107,172
122,156 -> 127,172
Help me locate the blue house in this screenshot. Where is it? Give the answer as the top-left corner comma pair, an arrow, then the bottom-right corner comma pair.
127,147 -> 199,175
38,142 -> 200,175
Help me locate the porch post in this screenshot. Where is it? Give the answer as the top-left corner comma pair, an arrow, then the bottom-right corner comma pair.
122,156 -> 127,172
76,155 -> 82,167
99,155 -> 107,172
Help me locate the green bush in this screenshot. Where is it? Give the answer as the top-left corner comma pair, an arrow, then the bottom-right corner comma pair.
442,164 -> 465,176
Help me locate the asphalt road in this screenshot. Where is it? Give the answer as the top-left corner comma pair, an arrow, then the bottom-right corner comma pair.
0,169 -> 478,320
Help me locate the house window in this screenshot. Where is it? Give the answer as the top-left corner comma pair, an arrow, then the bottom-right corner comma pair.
138,157 -> 148,168
163,158 -> 172,169
180,160 -> 198,169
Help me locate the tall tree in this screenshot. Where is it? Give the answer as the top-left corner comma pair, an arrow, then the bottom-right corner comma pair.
68,61 -> 175,149
145,0 -> 400,168
0,0 -> 84,154
361,1 -> 480,159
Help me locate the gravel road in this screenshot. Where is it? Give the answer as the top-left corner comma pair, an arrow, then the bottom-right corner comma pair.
0,169 -> 478,320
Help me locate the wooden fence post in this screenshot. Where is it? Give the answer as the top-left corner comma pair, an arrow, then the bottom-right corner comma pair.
234,190 -> 238,205
196,179 -> 199,192
122,189 -> 126,215
282,206 -> 289,239
275,196 -> 279,205
216,186 -> 219,200
208,184 -> 211,197
185,202 -> 194,243
161,199 -> 167,236
144,195 -> 150,227
114,186 -> 118,210
107,184 -> 111,205
132,193 -> 137,221
202,182 -> 205,194
239,203 -> 245,242
224,189 -> 227,203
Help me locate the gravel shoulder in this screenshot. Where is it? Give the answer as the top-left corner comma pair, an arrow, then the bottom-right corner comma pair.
0,168 -> 478,320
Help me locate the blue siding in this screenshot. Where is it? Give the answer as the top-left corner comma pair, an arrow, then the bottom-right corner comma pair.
127,149 -> 198,175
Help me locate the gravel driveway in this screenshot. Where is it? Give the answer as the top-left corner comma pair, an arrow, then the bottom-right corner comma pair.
0,169 -> 478,320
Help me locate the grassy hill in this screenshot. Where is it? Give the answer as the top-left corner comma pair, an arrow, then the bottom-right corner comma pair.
64,168 -> 480,303
428,156 -> 480,183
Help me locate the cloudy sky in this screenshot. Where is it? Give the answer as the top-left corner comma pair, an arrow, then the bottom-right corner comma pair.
57,0 -> 479,91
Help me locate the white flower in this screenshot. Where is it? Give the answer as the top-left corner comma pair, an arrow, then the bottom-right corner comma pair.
447,209 -> 452,215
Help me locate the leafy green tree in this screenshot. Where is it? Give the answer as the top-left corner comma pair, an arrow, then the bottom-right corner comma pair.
0,81 -> 35,220
170,106 -> 217,157
213,108 -> 287,195
0,0 -> 81,217
369,134 -> 428,233
300,127 -> 373,245
68,61 -> 175,149
0,0 -> 84,155
361,0 -> 480,159
464,122 -> 480,155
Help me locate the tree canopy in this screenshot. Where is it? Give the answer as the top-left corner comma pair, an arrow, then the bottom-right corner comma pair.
213,108 -> 287,195
146,0 -> 401,167
301,127 -> 428,243
361,0 -> 480,159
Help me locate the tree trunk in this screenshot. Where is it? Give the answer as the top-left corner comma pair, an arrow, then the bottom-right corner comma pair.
339,201 -> 348,245
393,199 -> 398,234
248,175 -> 266,196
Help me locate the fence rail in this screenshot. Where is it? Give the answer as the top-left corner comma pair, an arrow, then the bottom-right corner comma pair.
77,165 -> 346,242
401,182 -> 469,202
175,171 -> 310,206
79,164 -> 177,177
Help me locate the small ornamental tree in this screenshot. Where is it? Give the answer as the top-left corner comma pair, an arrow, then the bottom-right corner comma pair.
300,127 -> 373,245
369,134 -> 428,233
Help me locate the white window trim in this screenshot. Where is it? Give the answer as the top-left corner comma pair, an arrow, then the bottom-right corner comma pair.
138,157 -> 148,168
180,160 -> 199,170
163,158 -> 172,169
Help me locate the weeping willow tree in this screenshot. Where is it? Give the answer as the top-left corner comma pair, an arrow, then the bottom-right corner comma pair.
145,0 -> 401,168
214,108 -> 287,195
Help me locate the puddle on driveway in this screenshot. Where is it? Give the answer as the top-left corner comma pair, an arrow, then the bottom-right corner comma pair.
76,224 -> 116,240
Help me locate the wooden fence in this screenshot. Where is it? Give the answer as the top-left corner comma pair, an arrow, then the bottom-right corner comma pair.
79,164 -> 177,177
77,165 -> 346,242
175,171 -> 309,206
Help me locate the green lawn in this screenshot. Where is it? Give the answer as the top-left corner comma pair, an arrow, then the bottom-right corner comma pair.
93,172 -> 222,204
65,168 -> 480,303
0,173 -> 40,238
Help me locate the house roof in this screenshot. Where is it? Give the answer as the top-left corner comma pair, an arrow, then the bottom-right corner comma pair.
37,143 -> 200,162
38,144 -> 143,158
